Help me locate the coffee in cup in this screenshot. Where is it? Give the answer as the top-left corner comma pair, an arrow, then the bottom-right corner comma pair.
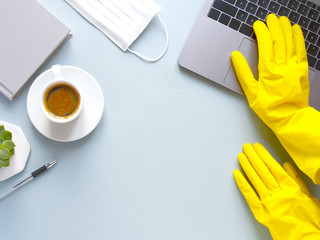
44,82 -> 80,117
40,65 -> 82,123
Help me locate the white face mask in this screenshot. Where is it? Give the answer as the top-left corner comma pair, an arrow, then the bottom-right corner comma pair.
65,0 -> 168,62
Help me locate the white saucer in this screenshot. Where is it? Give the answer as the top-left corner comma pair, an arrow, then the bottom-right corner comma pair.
0,121 -> 31,181
27,66 -> 104,142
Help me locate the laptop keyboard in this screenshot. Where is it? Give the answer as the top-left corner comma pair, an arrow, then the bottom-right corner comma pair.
208,0 -> 320,71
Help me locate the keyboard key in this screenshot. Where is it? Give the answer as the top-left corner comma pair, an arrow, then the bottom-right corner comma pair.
307,32 -> 318,44
268,1 -> 280,13
219,13 -> 232,25
317,37 -> 320,47
298,16 -> 310,28
298,0 -> 307,4
229,18 -> 242,30
225,0 -> 236,4
236,10 -> 249,21
278,6 -> 290,16
213,0 -> 238,17
289,11 -> 300,23
240,23 -> 253,36
252,32 -> 257,39
306,1 -> 317,9
256,7 -> 269,19
277,0 -> 289,6
236,0 -> 248,10
308,44 -> 319,56
288,0 -> 299,11
208,8 -> 221,21
249,0 -> 258,3
258,0 -> 270,8
308,54 -> 317,67
246,2 -> 258,14
315,60 -> 320,71
301,27 -> 308,37
309,21 -> 320,33
247,14 -> 259,25
308,9 -> 320,21
297,4 -> 310,15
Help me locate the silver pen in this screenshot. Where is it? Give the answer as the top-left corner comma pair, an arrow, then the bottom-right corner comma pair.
0,160 -> 58,200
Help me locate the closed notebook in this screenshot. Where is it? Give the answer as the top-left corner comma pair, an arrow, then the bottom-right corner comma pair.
0,0 -> 71,100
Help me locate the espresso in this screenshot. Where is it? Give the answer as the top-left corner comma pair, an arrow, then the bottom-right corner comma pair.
44,83 -> 80,118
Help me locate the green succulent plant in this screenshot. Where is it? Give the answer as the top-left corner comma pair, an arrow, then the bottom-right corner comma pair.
0,125 -> 15,169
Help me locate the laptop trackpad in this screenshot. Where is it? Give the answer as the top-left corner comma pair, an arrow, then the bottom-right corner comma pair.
224,38 -> 258,94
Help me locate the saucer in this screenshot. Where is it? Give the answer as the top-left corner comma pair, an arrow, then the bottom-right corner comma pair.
27,66 -> 104,142
0,121 -> 31,181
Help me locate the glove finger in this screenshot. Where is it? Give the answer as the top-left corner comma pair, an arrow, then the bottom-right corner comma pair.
253,143 -> 297,189
253,20 -> 274,68
266,14 -> 286,64
292,24 -> 308,65
292,24 -> 310,100
233,169 -> 262,216
243,143 -> 279,192
279,16 -> 294,61
231,51 -> 257,97
283,161 -> 310,195
238,152 -> 269,198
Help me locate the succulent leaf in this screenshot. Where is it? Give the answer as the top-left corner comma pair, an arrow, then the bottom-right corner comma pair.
0,147 -> 11,160
0,158 -> 10,167
1,140 -> 15,150
3,131 -> 12,140
0,125 -> 4,139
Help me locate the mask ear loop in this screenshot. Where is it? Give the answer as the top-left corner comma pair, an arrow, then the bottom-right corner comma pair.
128,14 -> 168,62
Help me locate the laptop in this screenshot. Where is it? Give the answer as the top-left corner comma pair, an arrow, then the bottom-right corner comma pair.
178,0 -> 320,111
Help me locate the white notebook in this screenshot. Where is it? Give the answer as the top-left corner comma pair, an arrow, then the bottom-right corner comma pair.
0,0 -> 71,100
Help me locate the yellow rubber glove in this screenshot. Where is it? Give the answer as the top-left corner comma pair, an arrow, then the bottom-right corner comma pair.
231,14 -> 320,184
234,143 -> 320,240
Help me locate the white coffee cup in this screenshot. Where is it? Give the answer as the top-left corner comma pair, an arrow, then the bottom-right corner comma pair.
40,65 -> 82,124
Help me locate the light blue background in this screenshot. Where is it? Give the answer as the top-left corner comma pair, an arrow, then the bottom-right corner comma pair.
1,0 -> 319,239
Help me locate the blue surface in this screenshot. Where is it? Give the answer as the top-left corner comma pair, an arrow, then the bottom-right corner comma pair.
1,0 -> 318,239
